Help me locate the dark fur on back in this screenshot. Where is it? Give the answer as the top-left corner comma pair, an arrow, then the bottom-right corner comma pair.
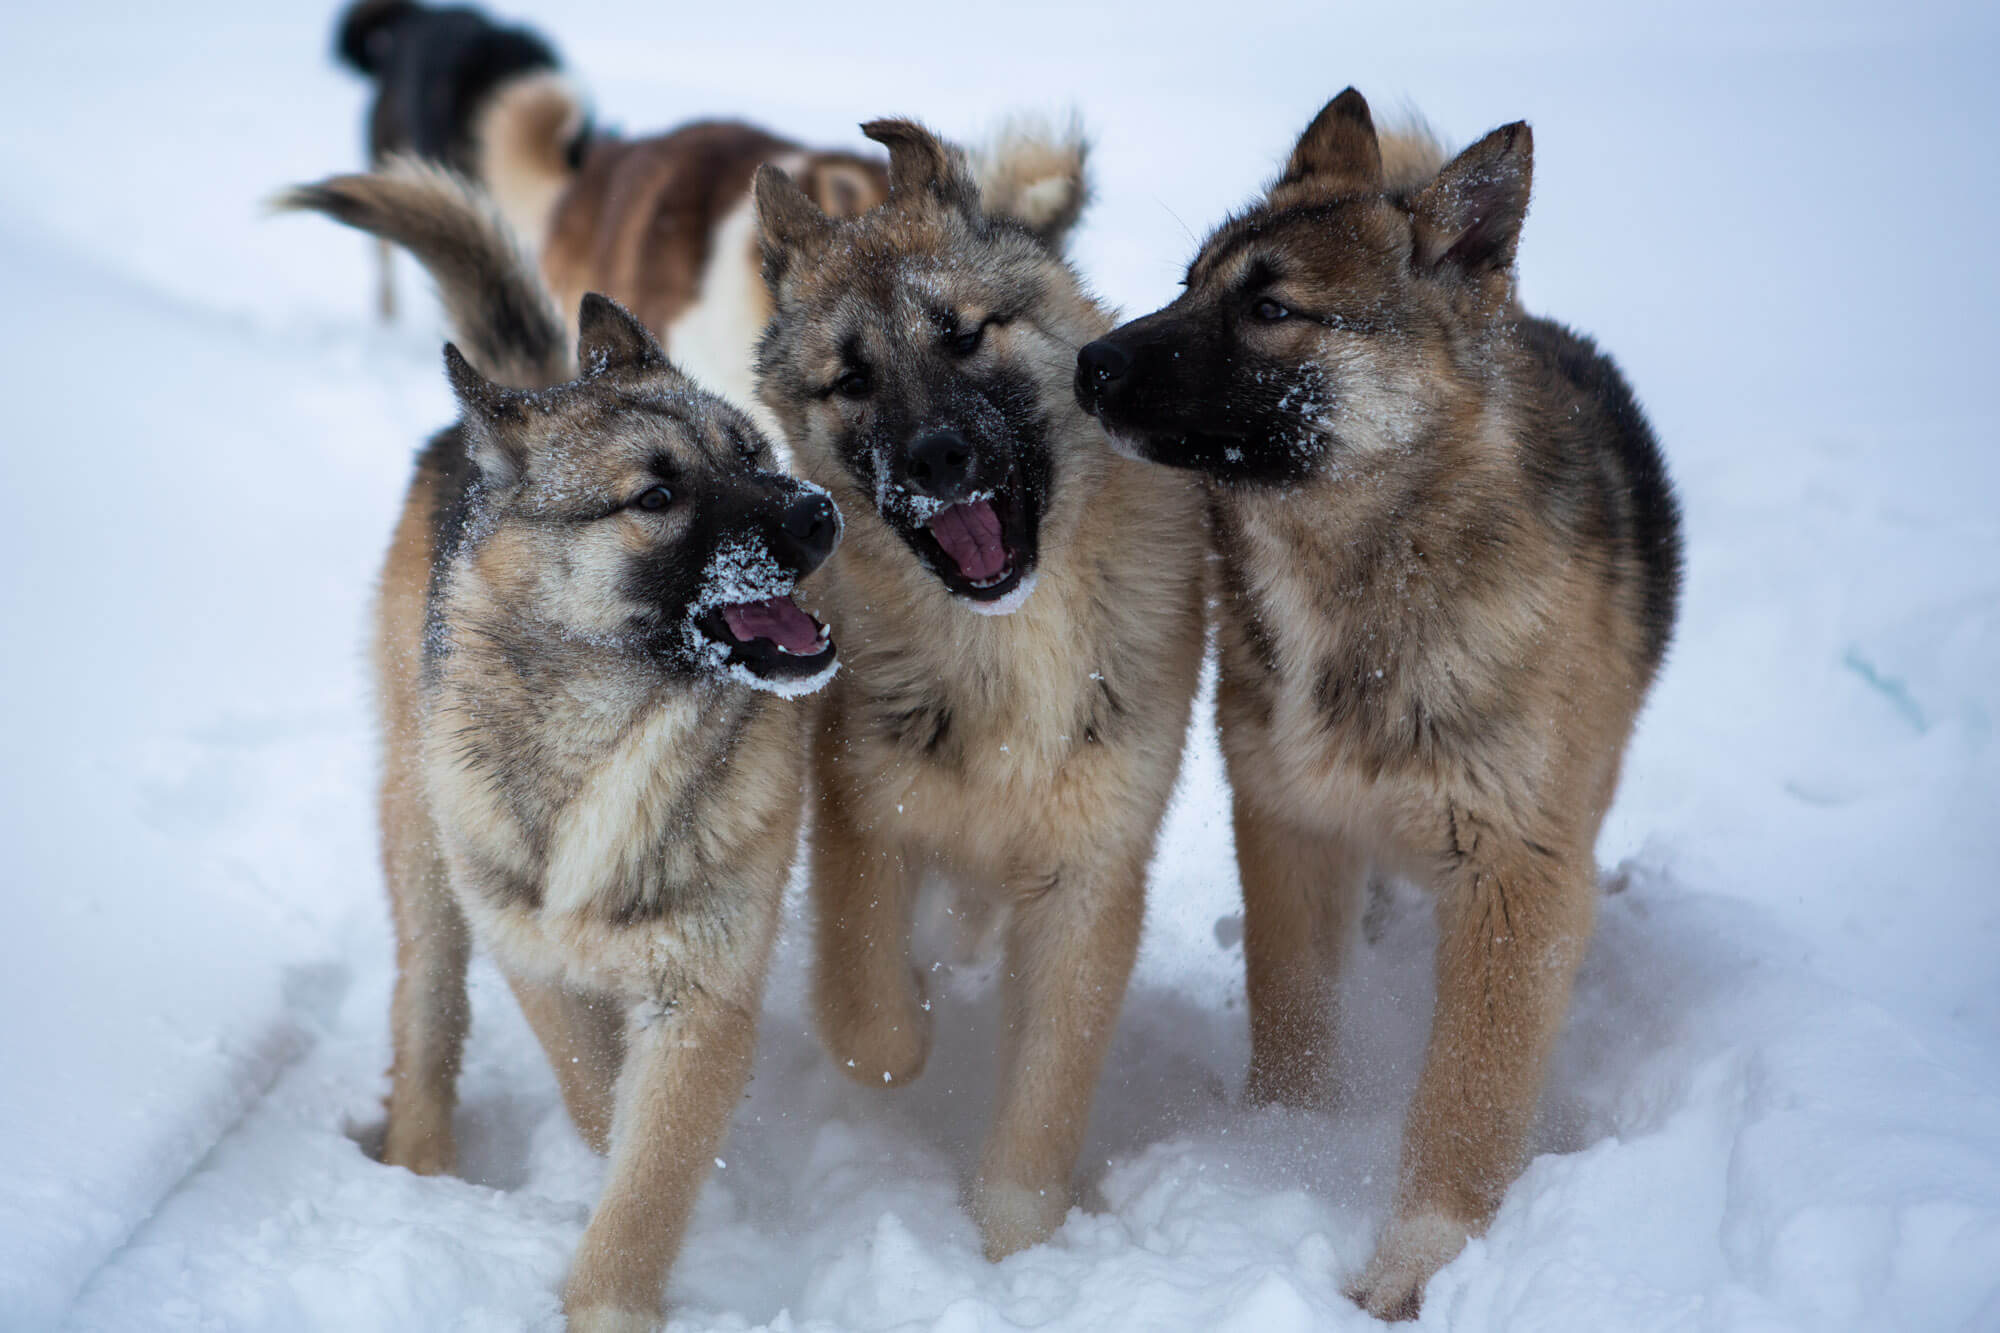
1514,317 -> 1681,666
332,0 -> 570,174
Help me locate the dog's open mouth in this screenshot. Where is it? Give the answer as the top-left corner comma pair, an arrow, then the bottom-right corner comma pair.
911,490 -> 1035,611
696,594 -> 835,684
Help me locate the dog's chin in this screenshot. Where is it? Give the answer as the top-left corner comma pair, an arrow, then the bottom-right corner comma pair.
692,598 -> 839,696
898,482 -> 1041,615
1094,417 -> 1325,485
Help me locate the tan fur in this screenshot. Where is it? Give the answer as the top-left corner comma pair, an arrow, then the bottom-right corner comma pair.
1077,89 -> 1681,1319
754,122 -> 1207,1260
284,165 -> 838,1329
473,70 -> 591,252
967,116 -> 1091,247
1376,121 -> 1449,192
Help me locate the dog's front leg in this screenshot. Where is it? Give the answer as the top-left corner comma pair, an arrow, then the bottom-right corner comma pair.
505,970 -> 625,1154
381,818 -> 470,1176
1236,792 -> 1366,1112
562,985 -> 759,1333
811,776 -> 929,1087
1347,839 -> 1594,1320
971,853 -> 1145,1260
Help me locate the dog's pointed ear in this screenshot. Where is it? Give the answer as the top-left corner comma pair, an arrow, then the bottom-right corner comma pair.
576,293 -> 669,377
863,118 -> 978,218
754,163 -> 832,285
444,343 -> 528,484
1282,88 -> 1384,192
974,117 -> 1092,252
1412,121 -> 1533,276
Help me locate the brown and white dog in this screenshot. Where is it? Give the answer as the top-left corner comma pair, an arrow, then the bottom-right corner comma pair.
751,120 -> 1208,1261
1074,90 -> 1683,1319
280,162 -> 839,1332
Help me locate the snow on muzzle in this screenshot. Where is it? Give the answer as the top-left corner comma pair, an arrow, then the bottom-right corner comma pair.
683,532 -> 838,697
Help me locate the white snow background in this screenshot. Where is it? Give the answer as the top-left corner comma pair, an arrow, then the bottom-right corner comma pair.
3,2 -> 1998,1329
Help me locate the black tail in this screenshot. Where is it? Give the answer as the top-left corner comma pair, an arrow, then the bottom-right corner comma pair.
334,0 -> 421,77
275,159 -> 572,389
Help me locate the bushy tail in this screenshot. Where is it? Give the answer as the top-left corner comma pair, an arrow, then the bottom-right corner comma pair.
275,158 -> 573,388
1377,119 -> 1450,193
334,0 -> 420,77
474,71 -> 593,249
970,114 -> 1092,253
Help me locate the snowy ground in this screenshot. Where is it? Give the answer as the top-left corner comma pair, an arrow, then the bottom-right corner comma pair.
3,2 -> 1998,1330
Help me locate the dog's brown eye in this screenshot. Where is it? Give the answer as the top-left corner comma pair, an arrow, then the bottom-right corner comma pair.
949,325 -> 984,357
1252,298 -> 1290,323
634,485 -> 673,512
835,368 -> 872,399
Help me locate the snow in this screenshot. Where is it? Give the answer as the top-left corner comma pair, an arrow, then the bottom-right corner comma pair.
2,2 -> 1998,1331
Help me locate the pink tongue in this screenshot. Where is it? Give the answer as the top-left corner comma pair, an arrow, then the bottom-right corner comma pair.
926,500 -> 1009,582
721,596 -> 823,654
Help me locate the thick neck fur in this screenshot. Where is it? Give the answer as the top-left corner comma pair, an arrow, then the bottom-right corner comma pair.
810,421 -> 1193,782
1218,328 -> 1567,783
423,573 -> 780,922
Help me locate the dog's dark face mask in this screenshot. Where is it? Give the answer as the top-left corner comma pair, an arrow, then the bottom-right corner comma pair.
1074,88 -> 1534,488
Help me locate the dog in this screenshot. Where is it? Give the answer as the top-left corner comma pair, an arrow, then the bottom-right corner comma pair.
279,162 -> 839,1331
751,120 -> 1208,1260
477,78 -> 1088,436
332,1 -> 589,318
1073,89 -> 1684,1319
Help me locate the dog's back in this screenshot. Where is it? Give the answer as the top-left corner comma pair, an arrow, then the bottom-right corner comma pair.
1514,316 -> 1682,670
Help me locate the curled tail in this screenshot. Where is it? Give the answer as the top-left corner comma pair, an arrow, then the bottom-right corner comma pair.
474,71 -> 593,249
275,159 -> 573,389
1377,119 -> 1450,193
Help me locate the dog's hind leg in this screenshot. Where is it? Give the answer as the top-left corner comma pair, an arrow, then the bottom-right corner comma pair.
1236,794 -> 1364,1112
376,235 -> 396,322
506,971 -> 625,1154
1347,840 -> 1594,1320
563,980 -> 763,1332
972,853 -> 1145,1260
811,782 -> 930,1087
380,791 -> 470,1175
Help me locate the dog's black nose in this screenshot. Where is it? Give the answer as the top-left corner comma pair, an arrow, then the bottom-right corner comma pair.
778,492 -> 840,572
1077,339 -> 1132,385
904,430 -> 974,500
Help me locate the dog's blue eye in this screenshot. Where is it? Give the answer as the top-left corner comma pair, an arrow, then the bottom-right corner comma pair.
835,369 -> 871,399
1252,298 -> 1290,323
635,485 -> 673,512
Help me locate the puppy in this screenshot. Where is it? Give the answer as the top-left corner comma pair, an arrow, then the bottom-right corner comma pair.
1074,90 -> 1684,1318
280,162 -> 837,1330
753,121 -> 1208,1259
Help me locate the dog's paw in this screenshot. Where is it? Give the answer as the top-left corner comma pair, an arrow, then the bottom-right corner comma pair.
1345,1209 -> 1471,1322
970,1177 -> 1068,1261
822,967 -> 932,1087
379,1116 -> 455,1177
563,1304 -> 660,1333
